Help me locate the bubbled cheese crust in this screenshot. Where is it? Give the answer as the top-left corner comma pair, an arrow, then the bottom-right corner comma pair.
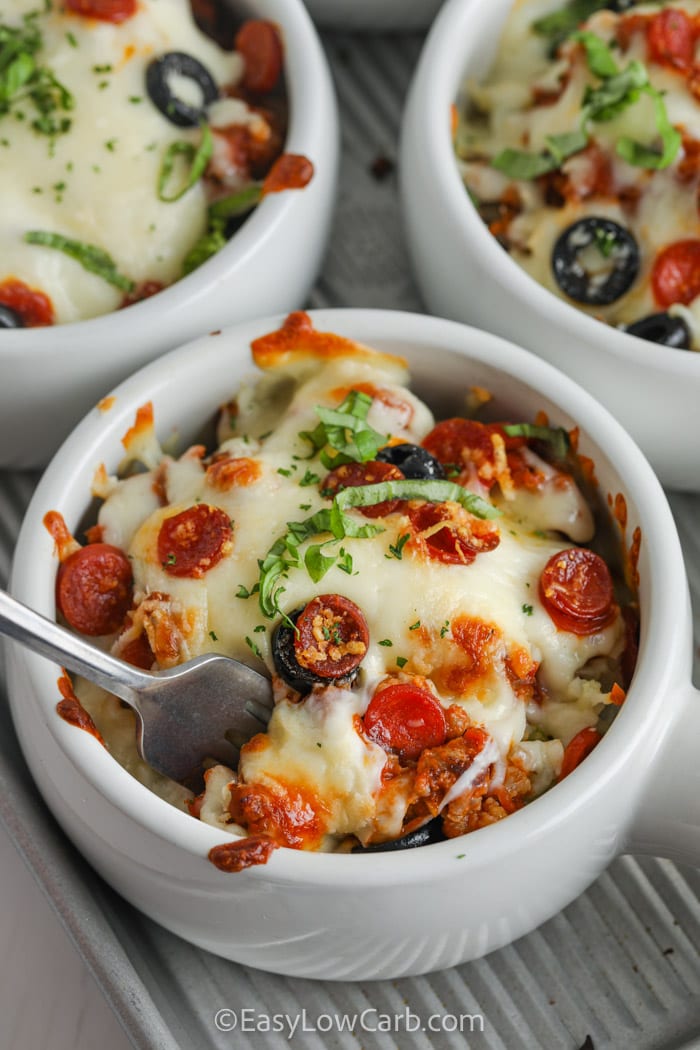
80,323 -> 629,849
2,0 -> 243,323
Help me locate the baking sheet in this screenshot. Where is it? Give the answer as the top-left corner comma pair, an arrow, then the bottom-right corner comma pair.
1,31 -> 700,1050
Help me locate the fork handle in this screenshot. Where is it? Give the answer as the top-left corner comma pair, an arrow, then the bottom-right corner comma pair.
0,588 -> 149,708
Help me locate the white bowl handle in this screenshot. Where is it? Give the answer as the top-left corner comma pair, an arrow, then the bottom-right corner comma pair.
626,681 -> 700,865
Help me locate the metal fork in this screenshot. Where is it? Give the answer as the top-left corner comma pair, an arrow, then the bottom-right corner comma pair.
0,589 -> 273,784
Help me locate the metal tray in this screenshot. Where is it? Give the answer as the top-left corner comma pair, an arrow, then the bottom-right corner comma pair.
1,32 -> 700,1050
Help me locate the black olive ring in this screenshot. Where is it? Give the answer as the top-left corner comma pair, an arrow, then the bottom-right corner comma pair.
352,818 -> 447,853
624,312 -> 692,350
376,443 -> 445,480
552,217 -> 640,307
146,52 -> 219,128
0,304 -> 24,329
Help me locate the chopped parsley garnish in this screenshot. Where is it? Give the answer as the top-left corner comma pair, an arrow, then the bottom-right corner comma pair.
277,466 -> 295,477
396,656 -> 408,669
522,604 -> 534,616
299,469 -> 321,487
440,620 -> 451,639
163,553 -> 177,567
386,532 -> 410,560
0,10 -> 74,143
409,620 -> 421,631
245,636 -> 263,659
236,583 -> 259,599
298,502 -> 312,511
209,630 -> 218,641
253,624 -> 266,633
378,639 -> 393,647
256,479 -> 500,619
24,230 -> 135,292
337,548 -> 354,575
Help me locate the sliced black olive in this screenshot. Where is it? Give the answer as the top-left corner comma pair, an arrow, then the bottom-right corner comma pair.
272,599 -> 366,694
352,818 -> 447,853
624,312 -> 692,350
552,217 -> 640,306
0,304 -> 24,328
146,52 -> 219,128
376,443 -> 445,480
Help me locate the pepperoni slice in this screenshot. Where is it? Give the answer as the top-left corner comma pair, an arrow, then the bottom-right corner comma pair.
651,240 -> 700,307
363,683 -> 447,763
0,278 -> 54,327
539,548 -> 615,636
294,594 -> 369,679
408,502 -> 500,565
647,8 -> 697,71
235,20 -> 283,95
422,418 -> 496,470
559,727 -> 602,780
65,0 -> 137,22
56,543 -> 133,636
321,460 -> 405,518
157,505 -> 233,578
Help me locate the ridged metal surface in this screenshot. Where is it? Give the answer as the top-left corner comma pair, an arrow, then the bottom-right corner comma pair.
1,31 -> 700,1050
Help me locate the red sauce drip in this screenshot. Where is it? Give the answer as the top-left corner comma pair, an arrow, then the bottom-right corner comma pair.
56,673 -> 104,744
208,835 -> 279,873
0,278 -> 54,327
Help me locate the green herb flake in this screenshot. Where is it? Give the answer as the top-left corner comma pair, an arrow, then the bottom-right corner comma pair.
277,466 -> 295,477
440,620 -> 451,639
522,604 -> 534,616
129,95 -> 143,104
92,63 -> 112,74
298,503 -> 312,512
245,636 -> 263,660
502,423 -> 570,460
409,620 -> 421,631
299,469 -> 321,487
253,624 -> 266,634
209,630 -> 218,641
386,532 -> 410,560
378,639 -> 393,647
396,656 -> 408,669
236,583 -> 259,599
163,553 -> 177,567
65,31 -> 78,47
24,230 -> 134,292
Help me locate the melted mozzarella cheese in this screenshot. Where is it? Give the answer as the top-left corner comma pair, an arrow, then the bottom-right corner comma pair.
87,335 -> 627,846
2,0 -> 244,322
458,0 -> 700,344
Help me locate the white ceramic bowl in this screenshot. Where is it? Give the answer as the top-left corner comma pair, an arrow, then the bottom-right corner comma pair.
303,0 -> 443,31
7,308 -> 700,980
0,0 -> 338,470
400,0 -> 700,492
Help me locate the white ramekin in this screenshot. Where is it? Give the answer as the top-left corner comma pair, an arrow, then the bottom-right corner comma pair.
0,0 -> 338,469
400,0 -> 700,492
302,0 -> 443,30
7,308 -> 699,980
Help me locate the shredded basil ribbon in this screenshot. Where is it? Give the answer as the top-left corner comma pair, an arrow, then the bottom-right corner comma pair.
257,480 -> 501,618
24,230 -> 135,292
181,183 -> 264,275
0,11 -> 74,139
158,124 -> 214,202
492,28 -> 680,179
301,390 -> 388,468
502,423 -> 570,460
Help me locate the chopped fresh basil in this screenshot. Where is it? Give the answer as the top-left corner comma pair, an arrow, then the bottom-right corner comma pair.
571,29 -> 619,79
387,533 -> 410,560
182,218 -> 226,276
245,636 -> 263,660
208,182 -> 263,220
300,390 -> 388,468
378,638 -> 393,647
24,230 -> 134,292
257,479 -> 499,618
396,656 -> 408,669
492,129 -> 588,180
583,60 -> 648,123
532,0 -> 606,47
616,87 -> 682,170
522,604 -> 534,616
502,423 -> 570,460
158,124 -> 213,203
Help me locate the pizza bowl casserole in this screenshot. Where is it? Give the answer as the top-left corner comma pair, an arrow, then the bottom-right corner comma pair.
7,308 -> 700,978
0,0 -> 337,467
401,0 -> 700,489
